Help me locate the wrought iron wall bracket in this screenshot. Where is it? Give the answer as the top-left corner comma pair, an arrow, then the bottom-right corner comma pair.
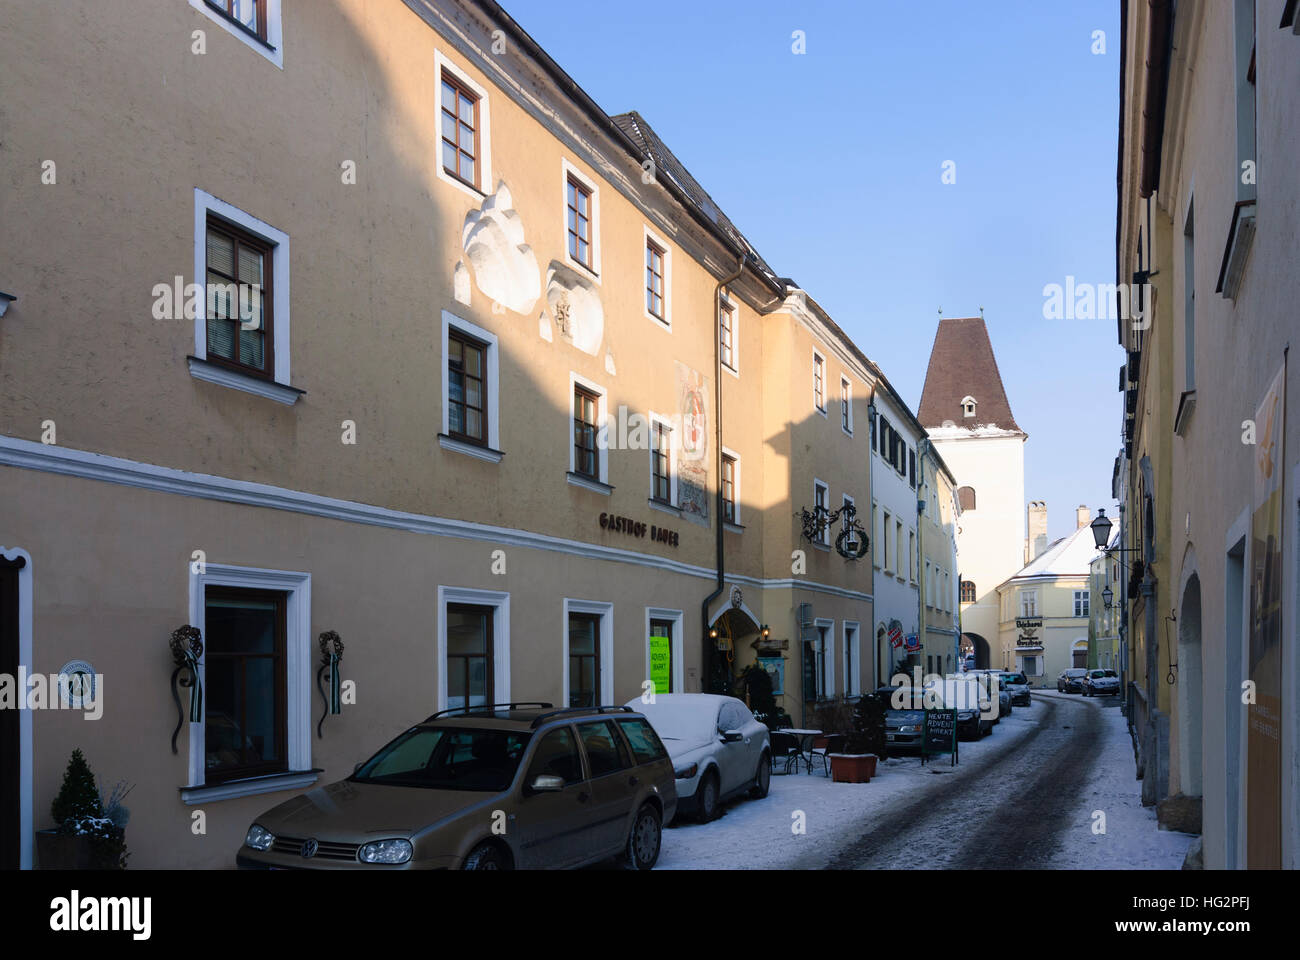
317,630 -> 345,739
168,625 -> 204,754
797,501 -> 870,560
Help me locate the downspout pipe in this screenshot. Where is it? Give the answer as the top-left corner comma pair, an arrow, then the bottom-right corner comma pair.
917,438 -> 928,675
700,256 -> 748,690
867,392 -> 879,689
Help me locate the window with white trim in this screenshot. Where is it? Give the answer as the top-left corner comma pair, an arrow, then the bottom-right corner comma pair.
814,480 -> 829,545
721,450 -> 740,525
441,311 -> 501,460
569,374 -> 608,487
562,160 -> 600,278
720,294 -> 738,373
1074,590 -> 1090,618
649,414 -> 677,506
435,53 -> 492,198
843,622 -> 860,697
813,352 -> 826,412
644,227 -> 671,327
189,0 -> 283,68
841,377 -> 852,434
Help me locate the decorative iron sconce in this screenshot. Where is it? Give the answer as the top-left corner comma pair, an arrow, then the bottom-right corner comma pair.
798,500 -> 870,560
1164,609 -> 1178,686
169,625 -> 203,754
317,630 -> 345,738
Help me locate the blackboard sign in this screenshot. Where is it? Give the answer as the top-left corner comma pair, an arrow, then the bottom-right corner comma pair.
923,709 -> 958,765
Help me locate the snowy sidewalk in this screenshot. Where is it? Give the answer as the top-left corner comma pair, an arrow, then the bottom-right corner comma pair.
658,702 -> 1044,870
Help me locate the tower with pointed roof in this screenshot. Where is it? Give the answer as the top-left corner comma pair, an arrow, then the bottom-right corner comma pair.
919,316 -> 1027,669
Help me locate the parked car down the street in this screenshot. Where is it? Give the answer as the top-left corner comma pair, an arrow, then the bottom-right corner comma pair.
998,671 -> 1032,706
1083,669 -> 1121,697
1057,668 -> 1089,693
236,703 -> 677,870
878,686 -> 926,752
626,694 -> 770,823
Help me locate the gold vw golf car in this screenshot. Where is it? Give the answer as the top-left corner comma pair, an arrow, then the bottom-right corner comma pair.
236,703 -> 677,870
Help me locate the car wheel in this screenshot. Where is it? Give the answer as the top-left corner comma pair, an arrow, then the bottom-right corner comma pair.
622,803 -> 662,870
462,841 -> 509,870
750,752 -> 771,799
696,770 -> 720,822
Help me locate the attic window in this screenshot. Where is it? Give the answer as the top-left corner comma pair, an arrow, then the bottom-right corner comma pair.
961,396 -> 977,418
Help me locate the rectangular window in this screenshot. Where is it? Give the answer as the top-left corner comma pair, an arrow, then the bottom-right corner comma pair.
573,385 -> 599,480
568,612 -> 601,708
646,239 -> 665,321
567,176 -> 593,270
205,217 -> 273,378
1021,590 -> 1038,617
722,455 -> 737,524
961,580 -> 976,603
813,353 -> 825,411
448,328 -> 488,445
814,623 -> 830,699
649,617 -> 674,695
881,510 -> 892,572
895,520 -> 904,575
1074,590 -> 1090,618
925,560 -> 932,605
1233,0 -> 1256,204
841,378 -> 852,433
814,481 -> 829,545
441,75 -> 480,190
909,531 -> 916,582
205,0 -> 268,40
446,603 -> 494,709
843,624 -> 859,697
203,586 -> 287,783
651,421 -> 672,504
1184,200 -> 1196,393
908,449 -> 917,488
720,299 -> 736,371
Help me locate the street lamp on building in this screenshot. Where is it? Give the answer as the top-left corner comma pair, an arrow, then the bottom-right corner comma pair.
1102,585 -> 1114,608
1090,509 -> 1114,549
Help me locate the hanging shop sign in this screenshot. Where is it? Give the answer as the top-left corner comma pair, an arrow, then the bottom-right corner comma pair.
903,633 -> 921,653
648,634 -> 671,696
599,512 -> 679,547
888,621 -> 904,648
57,660 -> 96,709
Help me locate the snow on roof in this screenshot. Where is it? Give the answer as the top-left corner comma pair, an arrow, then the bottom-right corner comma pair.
1002,522 -> 1103,584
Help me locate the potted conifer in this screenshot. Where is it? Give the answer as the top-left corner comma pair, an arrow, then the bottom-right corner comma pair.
36,749 -> 129,869
828,696 -> 884,783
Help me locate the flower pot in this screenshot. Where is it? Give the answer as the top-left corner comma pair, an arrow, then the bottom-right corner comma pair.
828,753 -> 877,783
36,828 -> 123,869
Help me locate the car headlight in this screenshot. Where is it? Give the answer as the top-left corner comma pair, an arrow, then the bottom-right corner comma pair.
898,725 -> 918,733
358,839 -> 413,864
244,824 -> 274,852
957,712 -> 974,721
674,762 -> 699,779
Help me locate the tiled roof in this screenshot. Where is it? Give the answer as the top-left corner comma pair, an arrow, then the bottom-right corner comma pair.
611,111 -> 781,287
918,316 -> 1022,433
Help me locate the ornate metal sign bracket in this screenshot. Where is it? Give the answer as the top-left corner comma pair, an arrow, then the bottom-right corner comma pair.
169,625 -> 203,754
316,630 -> 345,739
797,500 -> 870,560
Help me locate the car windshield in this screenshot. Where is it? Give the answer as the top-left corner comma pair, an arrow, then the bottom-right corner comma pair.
1090,671 -> 1107,679
1103,670 -> 1118,677
352,727 -> 531,792
636,700 -> 718,741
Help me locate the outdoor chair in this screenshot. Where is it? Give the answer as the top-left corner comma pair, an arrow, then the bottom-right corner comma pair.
769,732 -> 800,774
809,734 -> 845,776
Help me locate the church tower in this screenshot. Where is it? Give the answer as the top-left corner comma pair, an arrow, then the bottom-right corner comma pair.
918,316 -> 1027,668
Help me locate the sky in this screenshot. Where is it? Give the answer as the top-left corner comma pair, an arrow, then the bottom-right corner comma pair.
504,0 -> 1123,544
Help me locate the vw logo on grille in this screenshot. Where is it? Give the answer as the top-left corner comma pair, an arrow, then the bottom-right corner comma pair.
300,838 -> 319,859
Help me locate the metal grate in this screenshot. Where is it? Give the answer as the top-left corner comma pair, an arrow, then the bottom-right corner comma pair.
271,836 -> 360,862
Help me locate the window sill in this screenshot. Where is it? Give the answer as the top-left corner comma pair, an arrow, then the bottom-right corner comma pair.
1174,390 -> 1196,437
724,521 -> 745,534
438,434 -> 504,463
567,471 -> 613,495
188,356 -> 303,405
723,363 -> 739,380
565,254 -> 600,285
181,769 -> 320,806
842,427 -> 854,438
648,498 -> 682,518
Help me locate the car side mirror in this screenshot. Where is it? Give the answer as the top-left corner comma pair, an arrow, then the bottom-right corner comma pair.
353,761 -> 363,775
721,729 -> 743,743
529,774 -> 565,793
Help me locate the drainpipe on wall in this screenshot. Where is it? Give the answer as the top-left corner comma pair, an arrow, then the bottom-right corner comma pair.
700,256 -> 747,693
917,438 -> 928,675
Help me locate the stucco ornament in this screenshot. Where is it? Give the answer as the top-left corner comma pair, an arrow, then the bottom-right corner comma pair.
453,261 -> 471,305
461,182 -> 540,314
546,261 -> 604,355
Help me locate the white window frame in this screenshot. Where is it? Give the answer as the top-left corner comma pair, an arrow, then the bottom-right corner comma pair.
719,290 -> 739,377
561,158 -> 601,282
440,310 -> 502,461
721,445 -> 742,527
645,607 -> 685,697
437,585 -> 510,711
843,621 -> 861,697
1020,589 -> 1038,617
881,509 -> 892,572
909,529 -> 917,583
1074,589 -> 1090,618
648,411 -> 678,507
568,372 -> 609,490
191,189 -> 296,403
643,225 -> 672,329
961,395 -> 977,418
813,351 -> 826,414
841,377 -> 853,435
435,51 -> 493,200
813,479 -> 830,546
189,0 -> 284,70
184,562 -> 312,800
925,559 -> 933,607
814,618 -> 835,698
563,598 -> 614,708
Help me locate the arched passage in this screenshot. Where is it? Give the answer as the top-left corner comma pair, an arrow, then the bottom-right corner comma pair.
963,632 -> 991,670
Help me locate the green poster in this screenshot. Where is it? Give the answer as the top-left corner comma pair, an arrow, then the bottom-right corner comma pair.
649,634 -> 671,695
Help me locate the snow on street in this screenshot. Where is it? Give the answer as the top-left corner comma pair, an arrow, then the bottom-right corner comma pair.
656,693 -> 1196,869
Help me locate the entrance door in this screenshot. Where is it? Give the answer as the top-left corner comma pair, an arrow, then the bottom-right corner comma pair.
648,618 -> 673,696
446,603 -> 494,710
1,556 -> 22,870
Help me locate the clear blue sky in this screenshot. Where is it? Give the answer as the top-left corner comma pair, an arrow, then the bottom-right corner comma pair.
505,0 -> 1123,543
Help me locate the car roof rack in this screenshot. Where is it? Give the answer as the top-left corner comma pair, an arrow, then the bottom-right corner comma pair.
529,705 -> 635,729
423,702 -> 554,723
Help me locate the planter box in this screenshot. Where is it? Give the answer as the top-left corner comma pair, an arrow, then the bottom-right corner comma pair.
36,829 -> 121,870
828,753 -> 877,783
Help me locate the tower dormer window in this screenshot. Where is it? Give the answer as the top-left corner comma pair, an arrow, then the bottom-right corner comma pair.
961,395 -> 977,418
